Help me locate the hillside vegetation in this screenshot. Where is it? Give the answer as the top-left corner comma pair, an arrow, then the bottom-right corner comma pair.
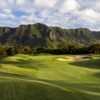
0,54 -> 100,100
0,23 -> 100,48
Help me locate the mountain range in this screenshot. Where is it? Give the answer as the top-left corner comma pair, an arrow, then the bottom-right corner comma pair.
0,23 -> 100,48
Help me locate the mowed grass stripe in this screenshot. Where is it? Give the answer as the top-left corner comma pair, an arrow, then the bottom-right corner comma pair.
0,54 -> 100,100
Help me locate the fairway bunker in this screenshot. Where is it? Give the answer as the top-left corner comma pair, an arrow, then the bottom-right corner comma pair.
58,55 -> 91,61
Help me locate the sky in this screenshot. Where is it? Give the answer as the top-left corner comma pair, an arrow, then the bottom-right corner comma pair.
0,0 -> 100,31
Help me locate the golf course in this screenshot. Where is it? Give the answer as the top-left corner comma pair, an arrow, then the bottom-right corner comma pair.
0,54 -> 100,100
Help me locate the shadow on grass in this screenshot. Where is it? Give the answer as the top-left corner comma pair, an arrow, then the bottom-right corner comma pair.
93,72 -> 100,78
0,72 -> 88,100
0,71 -> 31,79
0,57 -> 53,71
0,71 -> 100,100
69,59 -> 100,69
0,58 -> 42,70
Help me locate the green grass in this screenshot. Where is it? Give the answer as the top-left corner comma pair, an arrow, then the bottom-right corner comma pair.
83,55 -> 93,59
0,54 -> 100,100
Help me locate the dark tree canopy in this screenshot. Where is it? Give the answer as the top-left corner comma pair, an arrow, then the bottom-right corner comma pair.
0,43 -> 99,57
89,44 -> 100,54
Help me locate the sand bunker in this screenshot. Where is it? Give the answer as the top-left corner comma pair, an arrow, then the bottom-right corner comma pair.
58,55 -> 91,61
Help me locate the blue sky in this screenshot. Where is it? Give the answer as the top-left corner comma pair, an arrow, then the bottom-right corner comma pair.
0,0 -> 100,31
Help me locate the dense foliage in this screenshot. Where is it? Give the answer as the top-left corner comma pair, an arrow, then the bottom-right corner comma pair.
0,43 -> 100,57
0,23 -> 100,48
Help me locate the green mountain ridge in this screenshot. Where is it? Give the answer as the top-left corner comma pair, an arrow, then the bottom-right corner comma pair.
0,23 -> 100,48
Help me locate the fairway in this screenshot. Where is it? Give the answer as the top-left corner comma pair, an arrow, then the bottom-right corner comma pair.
0,54 -> 100,100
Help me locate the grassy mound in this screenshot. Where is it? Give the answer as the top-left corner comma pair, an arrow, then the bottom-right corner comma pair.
0,54 -> 100,100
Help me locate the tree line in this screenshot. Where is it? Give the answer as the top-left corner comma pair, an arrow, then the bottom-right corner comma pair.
0,43 -> 100,57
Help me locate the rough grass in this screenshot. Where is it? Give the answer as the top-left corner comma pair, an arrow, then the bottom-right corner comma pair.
83,55 -> 93,59
0,54 -> 100,100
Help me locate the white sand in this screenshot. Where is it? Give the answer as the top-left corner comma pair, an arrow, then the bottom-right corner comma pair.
58,55 -> 91,61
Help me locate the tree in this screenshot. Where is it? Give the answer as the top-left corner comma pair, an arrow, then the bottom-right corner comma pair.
24,47 -> 31,54
57,42 -> 74,49
15,45 -> 25,54
37,47 -> 46,53
89,44 -> 100,54
0,46 -> 7,57
5,47 -> 15,56
31,48 -> 37,54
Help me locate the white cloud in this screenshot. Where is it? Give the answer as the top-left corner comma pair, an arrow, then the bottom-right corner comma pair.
0,0 -> 7,7
81,9 -> 98,18
8,0 -> 15,4
0,20 -> 18,27
0,0 -> 100,30
0,13 -> 16,19
77,0 -> 100,12
38,10 -> 51,19
72,9 -> 100,25
3,9 -> 12,14
34,0 -> 57,8
0,13 -> 8,19
59,0 -> 80,13
16,0 -> 25,5
9,14 -> 16,19
20,14 -> 44,25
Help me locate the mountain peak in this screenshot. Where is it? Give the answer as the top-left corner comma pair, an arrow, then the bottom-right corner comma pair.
0,23 -> 100,48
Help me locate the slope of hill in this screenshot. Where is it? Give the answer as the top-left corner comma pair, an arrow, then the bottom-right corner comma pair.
0,54 -> 100,100
0,23 -> 100,48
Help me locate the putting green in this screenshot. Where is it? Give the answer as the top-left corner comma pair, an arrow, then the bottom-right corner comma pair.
0,54 -> 100,100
